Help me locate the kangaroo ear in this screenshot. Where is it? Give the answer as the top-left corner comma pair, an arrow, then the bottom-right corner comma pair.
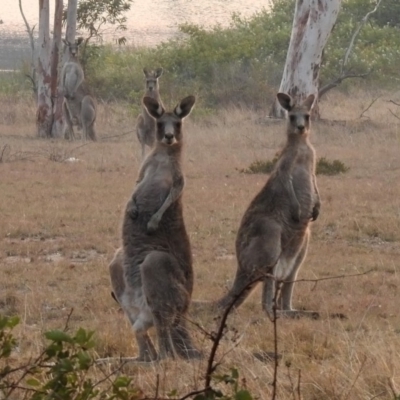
277,92 -> 294,112
174,96 -> 196,119
155,68 -> 163,78
76,37 -> 84,46
143,96 -> 164,119
302,94 -> 315,111
143,67 -> 149,77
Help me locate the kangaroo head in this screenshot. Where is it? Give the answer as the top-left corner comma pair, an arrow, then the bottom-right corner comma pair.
143,95 -> 195,146
277,93 -> 315,135
63,37 -> 84,58
143,67 -> 163,92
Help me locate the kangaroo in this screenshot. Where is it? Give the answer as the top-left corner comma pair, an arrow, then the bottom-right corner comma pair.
61,38 -> 97,141
109,95 -> 202,362
216,92 -> 321,319
61,38 -> 84,99
136,67 -> 163,159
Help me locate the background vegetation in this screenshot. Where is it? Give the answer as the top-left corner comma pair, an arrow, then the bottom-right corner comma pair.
83,0 -> 400,110
3,0 -> 400,113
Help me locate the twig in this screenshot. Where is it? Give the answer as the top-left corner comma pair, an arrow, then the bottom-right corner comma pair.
63,308 -> 74,332
179,388 -> 208,400
359,96 -> 381,119
388,108 -> 400,121
388,100 -> 400,107
155,374 -> 160,399
204,275 -> 270,391
271,280 -> 282,400
285,269 -> 373,288
297,369 -> 302,400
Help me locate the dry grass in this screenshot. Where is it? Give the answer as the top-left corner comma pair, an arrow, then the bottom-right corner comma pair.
1,90 -> 400,399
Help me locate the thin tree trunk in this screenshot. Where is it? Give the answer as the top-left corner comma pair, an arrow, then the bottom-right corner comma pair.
19,0 -> 37,96
51,0 -> 64,138
63,0 -> 78,64
36,0 -> 53,138
271,0 -> 342,118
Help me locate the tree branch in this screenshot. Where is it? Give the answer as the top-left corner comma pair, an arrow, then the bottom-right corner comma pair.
319,0 -> 383,99
319,71 -> 371,99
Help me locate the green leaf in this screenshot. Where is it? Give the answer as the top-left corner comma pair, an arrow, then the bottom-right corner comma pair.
230,367 -> 239,379
26,378 -> 41,387
45,330 -> 74,343
235,390 -> 253,400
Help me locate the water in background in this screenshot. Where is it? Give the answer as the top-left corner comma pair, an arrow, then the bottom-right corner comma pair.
0,0 -> 269,70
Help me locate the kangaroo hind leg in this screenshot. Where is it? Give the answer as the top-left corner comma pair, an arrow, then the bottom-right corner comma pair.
141,250 -> 192,360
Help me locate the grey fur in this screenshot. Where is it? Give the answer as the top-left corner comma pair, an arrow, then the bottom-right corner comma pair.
216,92 -> 321,319
136,67 -> 163,159
109,95 -> 202,361
61,38 -> 84,99
62,38 -> 97,141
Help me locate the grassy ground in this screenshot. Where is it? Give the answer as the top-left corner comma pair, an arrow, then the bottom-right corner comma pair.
0,90 -> 400,399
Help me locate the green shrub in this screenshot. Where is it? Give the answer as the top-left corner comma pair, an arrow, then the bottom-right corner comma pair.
0,315 -> 141,399
316,157 -> 350,176
240,157 -> 278,174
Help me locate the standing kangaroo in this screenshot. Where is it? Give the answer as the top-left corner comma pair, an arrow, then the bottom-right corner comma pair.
217,93 -> 321,319
61,38 -> 97,141
61,38 -> 84,99
109,95 -> 202,362
136,68 -> 163,159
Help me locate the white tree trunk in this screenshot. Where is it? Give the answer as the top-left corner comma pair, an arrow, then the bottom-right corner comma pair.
271,0 -> 342,118
62,0 -> 78,65
36,0 -> 53,138
51,0 -> 64,138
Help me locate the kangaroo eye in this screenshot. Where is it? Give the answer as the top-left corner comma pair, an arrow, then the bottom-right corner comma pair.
305,115 -> 310,122
157,122 -> 163,130
289,115 -> 296,123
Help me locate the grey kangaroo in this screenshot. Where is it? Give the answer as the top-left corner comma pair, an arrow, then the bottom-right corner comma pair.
217,92 -> 321,319
136,68 -> 163,159
62,38 -> 97,141
61,38 -> 84,99
109,95 -> 202,361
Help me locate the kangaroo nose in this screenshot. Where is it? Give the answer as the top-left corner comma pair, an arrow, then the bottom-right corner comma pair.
165,133 -> 173,140
297,125 -> 305,131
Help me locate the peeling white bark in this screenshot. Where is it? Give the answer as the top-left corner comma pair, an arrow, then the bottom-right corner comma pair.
271,0 -> 342,118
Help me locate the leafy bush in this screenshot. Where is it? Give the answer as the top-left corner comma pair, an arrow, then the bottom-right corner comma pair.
316,157 -> 350,176
240,156 -> 279,174
81,0 -> 400,109
0,315 -> 141,399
